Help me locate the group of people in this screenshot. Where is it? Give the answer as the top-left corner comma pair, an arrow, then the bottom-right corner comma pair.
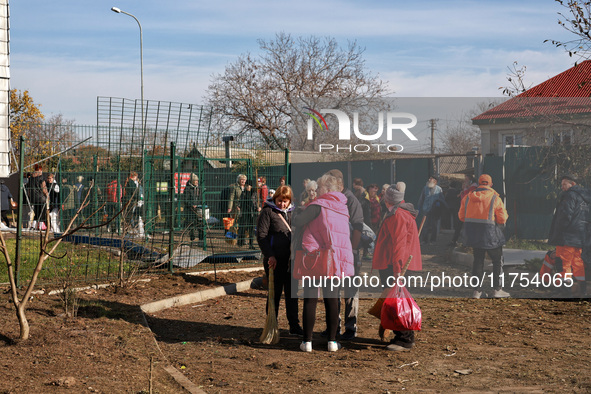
444,172 -> 589,298
257,169 -> 590,352
256,169 -> 423,353
223,174 -> 284,248
15,169 -> 145,236
20,165 -> 61,232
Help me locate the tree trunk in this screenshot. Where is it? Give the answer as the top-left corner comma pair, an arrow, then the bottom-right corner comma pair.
16,304 -> 30,340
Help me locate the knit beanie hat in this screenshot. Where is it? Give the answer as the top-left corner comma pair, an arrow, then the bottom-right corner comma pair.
384,182 -> 405,205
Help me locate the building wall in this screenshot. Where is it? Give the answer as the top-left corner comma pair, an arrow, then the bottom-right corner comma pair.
0,1 -> 9,177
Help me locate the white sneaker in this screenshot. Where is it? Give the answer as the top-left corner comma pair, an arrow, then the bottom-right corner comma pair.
327,341 -> 341,352
472,290 -> 482,299
300,341 -> 312,353
493,289 -> 510,298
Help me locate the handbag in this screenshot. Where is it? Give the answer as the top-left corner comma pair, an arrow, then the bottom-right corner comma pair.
293,247 -> 335,279
292,216 -> 336,279
224,214 -> 238,245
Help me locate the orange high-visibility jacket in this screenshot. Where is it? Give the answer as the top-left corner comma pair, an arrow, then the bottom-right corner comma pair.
458,186 -> 508,249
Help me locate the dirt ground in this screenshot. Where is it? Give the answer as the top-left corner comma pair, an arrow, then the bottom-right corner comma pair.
1,245 -> 590,393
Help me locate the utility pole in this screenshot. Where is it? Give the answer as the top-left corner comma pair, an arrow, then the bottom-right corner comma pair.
429,118 -> 438,154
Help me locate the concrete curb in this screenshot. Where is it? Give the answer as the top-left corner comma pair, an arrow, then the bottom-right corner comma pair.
185,266 -> 263,276
141,278 -> 257,314
451,249 -> 475,269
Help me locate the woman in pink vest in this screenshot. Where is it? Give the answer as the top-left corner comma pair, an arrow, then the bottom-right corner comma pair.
293,174 -> 354,352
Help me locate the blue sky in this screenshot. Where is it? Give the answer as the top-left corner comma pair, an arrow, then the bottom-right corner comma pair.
9,0 -> 576,126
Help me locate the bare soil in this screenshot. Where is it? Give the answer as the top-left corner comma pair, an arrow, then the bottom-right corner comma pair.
1,248 -> 590,393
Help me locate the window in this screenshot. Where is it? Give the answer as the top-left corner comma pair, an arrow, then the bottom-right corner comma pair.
503,134 -> 523,151
548,130 -> 573,145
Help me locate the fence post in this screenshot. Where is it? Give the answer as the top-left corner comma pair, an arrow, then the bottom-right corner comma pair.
92,154 -> 99,235
284,148 -> 290,185
15,136 -> 25,288
142,149 -> 148,238
168,142 -> 176,273
199,156 -> 207,251
58,159 -> 63,232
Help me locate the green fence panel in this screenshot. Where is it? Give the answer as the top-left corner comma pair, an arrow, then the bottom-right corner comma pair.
482,156 -> 504,198
504,147 -> 557,240
350,160 -> 394,190
2,122 -> 290,288
394,158 -> 432,209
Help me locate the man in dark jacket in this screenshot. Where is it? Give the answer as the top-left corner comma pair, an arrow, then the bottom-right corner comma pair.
238,180 -> 258,248
548,175 -> 591,296
122,172 -> 142,234
182,173 -> 202,241
0,180 -> 14,227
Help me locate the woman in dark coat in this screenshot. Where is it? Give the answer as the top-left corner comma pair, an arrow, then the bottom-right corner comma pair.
0,180 -> 13,227
256,185 -> 303,337
238,180 -> 258,248
27,164 -> 48,230
182,173 -> 202,241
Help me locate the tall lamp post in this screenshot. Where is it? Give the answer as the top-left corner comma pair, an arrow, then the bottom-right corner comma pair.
111,6 -> 145,156
111,6 -> 146,233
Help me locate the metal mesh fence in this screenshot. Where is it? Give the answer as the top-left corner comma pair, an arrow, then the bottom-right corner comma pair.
3,112 -> 288,287
3,117 -> 526,290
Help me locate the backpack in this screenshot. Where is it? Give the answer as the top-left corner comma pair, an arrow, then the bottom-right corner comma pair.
106,180 -> 122,203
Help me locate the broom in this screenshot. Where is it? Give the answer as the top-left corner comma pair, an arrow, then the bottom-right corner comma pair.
417,215 -> 427,238
260,267 -> 280,344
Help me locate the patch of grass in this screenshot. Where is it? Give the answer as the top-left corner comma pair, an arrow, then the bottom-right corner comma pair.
505,237 -> 554,251
0,237 -> 133,285
76,300 -> 127,319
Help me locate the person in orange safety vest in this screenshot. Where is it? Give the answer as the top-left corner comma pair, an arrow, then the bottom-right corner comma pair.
459,174 -> 510,299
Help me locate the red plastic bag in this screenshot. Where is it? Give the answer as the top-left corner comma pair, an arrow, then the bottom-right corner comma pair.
380,285 -> 422,331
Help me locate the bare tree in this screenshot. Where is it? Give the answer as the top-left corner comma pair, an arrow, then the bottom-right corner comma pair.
25,114 -> 78,169
546,0 -> 591,63
206,33 -> 390,151
440,118 -> 481,154
440,101 -> 502,154
0,185 -> 128,341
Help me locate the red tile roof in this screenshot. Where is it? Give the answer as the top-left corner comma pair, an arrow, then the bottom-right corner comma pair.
473,60 -> 591,124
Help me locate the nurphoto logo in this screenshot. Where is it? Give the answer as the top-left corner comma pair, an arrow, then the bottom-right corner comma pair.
304,107 -> 418,153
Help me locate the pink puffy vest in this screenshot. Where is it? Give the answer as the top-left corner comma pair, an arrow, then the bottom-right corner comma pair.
301,192 -> 354,277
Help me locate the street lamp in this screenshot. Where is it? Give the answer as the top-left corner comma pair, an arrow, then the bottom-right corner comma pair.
111,6 -> 145,153
112,6 -> 147,234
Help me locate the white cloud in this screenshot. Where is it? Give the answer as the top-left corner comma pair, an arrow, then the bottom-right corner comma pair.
7,0 -> 582,129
